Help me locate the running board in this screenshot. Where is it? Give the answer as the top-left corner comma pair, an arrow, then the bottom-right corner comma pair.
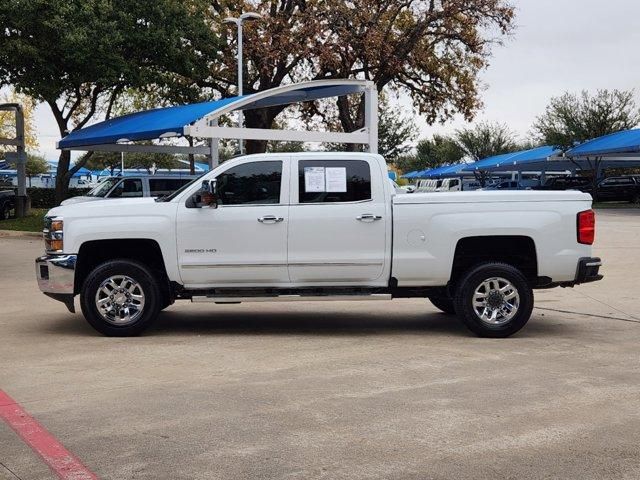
191,294 -> 392,304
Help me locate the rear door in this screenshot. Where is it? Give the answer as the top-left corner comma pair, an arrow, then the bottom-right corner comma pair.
287,156 -> 389,285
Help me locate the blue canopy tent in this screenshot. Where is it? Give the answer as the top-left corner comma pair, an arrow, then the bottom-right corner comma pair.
566,128 -> 640,158
418,162 -> 469,178
401,171 -> 419,179
57,80 -> 380,169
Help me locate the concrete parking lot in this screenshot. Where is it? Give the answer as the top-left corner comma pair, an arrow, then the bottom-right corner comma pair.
1,209 -> 639,480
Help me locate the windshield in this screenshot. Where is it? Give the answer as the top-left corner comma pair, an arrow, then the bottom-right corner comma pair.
86,177 -> 120,197
156,173 -> 206,202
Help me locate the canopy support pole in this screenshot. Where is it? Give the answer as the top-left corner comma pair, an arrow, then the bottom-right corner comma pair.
0,103 -> 28,217
364,83 -> 378,154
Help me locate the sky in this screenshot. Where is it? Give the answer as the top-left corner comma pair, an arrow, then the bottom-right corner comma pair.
31,0 -> 640,160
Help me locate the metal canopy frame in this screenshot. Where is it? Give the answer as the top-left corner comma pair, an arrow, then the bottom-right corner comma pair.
0,103 -> 28,217
59,79 -> 379,169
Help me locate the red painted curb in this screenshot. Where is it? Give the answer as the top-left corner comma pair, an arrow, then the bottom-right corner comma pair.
0,390 -> 98,480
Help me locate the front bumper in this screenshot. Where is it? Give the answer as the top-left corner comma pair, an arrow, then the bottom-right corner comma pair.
35,254 -> 77,312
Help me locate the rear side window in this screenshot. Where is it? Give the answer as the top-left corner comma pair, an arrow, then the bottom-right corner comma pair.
298,160 -> 371,203
149,178 -> 192,197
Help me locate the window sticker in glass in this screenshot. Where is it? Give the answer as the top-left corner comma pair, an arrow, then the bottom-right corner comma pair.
304,167 -> 325,192
325,167 -> 347,192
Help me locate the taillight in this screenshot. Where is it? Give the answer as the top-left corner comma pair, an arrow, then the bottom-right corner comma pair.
577,210 -> 595,245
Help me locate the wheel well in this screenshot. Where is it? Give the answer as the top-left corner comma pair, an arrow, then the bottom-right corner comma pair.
451,236 -> 538,286
75,239 -> 171,304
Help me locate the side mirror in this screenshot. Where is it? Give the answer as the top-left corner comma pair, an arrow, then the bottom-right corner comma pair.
186,180 -> 218,209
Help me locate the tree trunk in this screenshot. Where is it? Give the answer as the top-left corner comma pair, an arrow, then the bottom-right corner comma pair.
54,150 -> 72,205
243,106 -> 286,154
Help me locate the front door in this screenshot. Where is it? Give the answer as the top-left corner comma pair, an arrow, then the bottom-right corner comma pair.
287,157 -> 389,285
177,159 -> 290,288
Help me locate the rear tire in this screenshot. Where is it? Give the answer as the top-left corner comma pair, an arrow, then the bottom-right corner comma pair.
0,205 -> 9,220
80,259 -> 161,336
428,295 -> 456,314
453,262 -> 533,338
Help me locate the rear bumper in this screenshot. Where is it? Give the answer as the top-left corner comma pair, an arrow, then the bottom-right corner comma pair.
536,257 -> 603,288
574,257 -> 603,284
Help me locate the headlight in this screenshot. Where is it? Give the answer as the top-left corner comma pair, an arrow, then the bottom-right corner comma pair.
43,217 -> 63,253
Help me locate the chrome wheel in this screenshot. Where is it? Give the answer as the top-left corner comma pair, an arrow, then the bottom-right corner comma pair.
95,275 -> 145,326
472,276 -> 520,326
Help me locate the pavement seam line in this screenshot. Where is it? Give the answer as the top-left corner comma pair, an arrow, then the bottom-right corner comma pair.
535,306 -> 640,324
0,390 -> 98,480
0,462 -> 22,480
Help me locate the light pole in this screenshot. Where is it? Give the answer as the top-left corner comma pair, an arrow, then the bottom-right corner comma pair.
224,12 -> 262,155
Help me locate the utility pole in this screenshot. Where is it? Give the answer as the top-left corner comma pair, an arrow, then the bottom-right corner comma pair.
224,12 -> 262,155
0,103 -> 29,217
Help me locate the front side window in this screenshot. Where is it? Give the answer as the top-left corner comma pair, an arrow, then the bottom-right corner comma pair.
298,160 -> 371,203
110,178 -> 143,198
216,161 -> 282,205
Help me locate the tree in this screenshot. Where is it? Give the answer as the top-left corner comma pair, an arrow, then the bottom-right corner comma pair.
416,135 -> 465,169
6,153 -> 49,187
533,89 -> 640,150
0,0 -> 220,204
207,0 -> 514,152
455,122 -> 519,161
393,134 -> 465,174
82,151 -> 183,175
324,96 -> 417,160
454,122 -> 520,186
377,101 -> 418,162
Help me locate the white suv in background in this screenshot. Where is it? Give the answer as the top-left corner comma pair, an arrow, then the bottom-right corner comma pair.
61,175 -> 198,205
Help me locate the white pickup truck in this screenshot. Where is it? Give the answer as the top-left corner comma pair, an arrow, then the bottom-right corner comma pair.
36,153 -> 602,338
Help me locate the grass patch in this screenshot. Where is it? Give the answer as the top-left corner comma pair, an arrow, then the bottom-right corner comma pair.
0,208 -> 48,232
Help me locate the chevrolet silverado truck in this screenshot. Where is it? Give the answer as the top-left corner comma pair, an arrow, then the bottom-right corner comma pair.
35,153 -> 602,338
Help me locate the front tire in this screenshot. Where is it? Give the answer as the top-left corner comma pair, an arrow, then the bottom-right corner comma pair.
453,262 -> 533,338
80,259 -> 161,336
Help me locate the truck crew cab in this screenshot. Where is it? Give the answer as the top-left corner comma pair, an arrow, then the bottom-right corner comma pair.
36,153 -> 602,338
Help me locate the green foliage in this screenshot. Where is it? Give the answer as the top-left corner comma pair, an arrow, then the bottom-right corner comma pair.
26,187 -> 90,208
81,151 -> 184,174
533,89 -> 640,150
377,103 -> 418,162
393,134 -> 465,174
25,154 -> 49,177
455,122 -> 520,161
0,0 -> 220,203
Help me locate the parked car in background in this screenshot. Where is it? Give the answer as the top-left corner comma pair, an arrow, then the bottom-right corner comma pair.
415,179 -> 441,193
534,176 -> 592,191
61,175 -> 199,206
592,176 -> 640,203
436,178 -> 461,192
0,190 -> 15,220
483,180 -> 522,190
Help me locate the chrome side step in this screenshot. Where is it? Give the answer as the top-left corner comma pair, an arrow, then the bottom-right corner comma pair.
191,294 -> 392,304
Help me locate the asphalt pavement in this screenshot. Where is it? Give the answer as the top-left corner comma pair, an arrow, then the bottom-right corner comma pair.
1,209 -> 639,479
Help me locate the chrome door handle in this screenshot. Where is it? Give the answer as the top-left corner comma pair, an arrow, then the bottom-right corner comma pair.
258,215 -> 284,224
356,214 -> 382,222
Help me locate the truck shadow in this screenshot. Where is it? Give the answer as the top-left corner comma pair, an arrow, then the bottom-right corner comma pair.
150,310 -> 471,337
144,310 -> 574,338
39,310 -> 576,338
